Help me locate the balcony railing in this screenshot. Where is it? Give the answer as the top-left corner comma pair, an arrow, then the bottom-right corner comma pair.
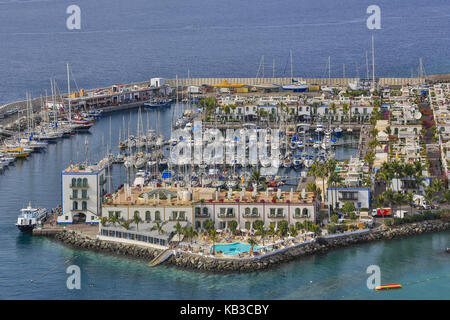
169,216 -> 187,221
70,196 -> 90,200
70,184 -> 89,189
338,197 -> 358,201
218,213 -> 235,218
269,213 -> 285,218
195,213 -> 210,218
243,213 -> 260,218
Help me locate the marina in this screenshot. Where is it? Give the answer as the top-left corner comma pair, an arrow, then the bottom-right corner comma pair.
0,0 -> 449,303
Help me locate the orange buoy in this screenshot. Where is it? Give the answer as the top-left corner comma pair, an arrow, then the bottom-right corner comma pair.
375,284 -> 402,290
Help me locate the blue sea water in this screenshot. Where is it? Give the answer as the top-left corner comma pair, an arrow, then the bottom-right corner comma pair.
0,0 -> 450,105
0,0 -> 449,300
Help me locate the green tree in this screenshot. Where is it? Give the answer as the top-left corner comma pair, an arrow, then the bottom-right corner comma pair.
100,216 -> 108,227
121,220 -> 131,230
183,226 -> 198,244
228,220 -> 238,234
151,221 -> 167,235
277,220 -> 289,237
289,225 -> 298,237
247,237 -> 258,255
173,221 -> 184,242
208,228 -> 219,255
132,212 -> 143,231
330,214 -> 339,224
203,219 -> 215,232
342,202 -> 356,218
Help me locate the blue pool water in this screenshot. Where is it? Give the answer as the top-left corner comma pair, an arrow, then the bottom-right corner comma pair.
213,242 -> 261,255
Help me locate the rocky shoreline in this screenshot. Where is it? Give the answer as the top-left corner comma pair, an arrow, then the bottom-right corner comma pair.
53,219 -> 450,272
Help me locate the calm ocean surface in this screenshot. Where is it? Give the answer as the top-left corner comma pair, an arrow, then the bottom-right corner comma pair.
0,0 -> 449,299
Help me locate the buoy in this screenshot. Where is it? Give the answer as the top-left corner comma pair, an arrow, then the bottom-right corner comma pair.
375,283 -> 402,290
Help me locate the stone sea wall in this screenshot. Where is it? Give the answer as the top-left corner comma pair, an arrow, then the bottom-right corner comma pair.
53,219 -> 450,272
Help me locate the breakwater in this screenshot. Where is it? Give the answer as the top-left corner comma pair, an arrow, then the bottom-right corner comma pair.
52,219 -> 450,273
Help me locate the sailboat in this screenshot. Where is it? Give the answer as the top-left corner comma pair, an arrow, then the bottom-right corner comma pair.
281,50 -> 310,92
253,55 -> 280,90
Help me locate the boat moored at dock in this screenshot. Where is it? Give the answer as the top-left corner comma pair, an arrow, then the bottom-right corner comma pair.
16,202 -> 48,233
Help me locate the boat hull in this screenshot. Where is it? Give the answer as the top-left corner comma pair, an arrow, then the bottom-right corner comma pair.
17,224 -> 35,233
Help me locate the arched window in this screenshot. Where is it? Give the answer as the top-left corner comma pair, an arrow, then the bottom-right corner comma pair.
302,208 -> 308,217
83,178 -> 88,187
195,207 -> 201,216
77,178 -> 82,187
155,211 -> 161,221
71,178 -> 76,187
202,207 -> 208,216
245,207 -> 250,216
252,208 -> 258,216
82,201 -> 87,210
245,221 -> 251,230
134,211 -> 140,219
145,211 -> 151,221
295,208 -> 300,216
73,201 -> 78,210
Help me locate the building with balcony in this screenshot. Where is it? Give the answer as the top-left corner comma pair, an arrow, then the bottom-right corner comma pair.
58,160 -> 108,224
100,185 -> 319,236
326,187 -> 370,212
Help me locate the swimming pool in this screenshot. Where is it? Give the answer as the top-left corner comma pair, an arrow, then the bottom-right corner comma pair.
212,242 -> 260,255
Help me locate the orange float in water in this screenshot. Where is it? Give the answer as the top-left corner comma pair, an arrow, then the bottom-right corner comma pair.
375,284 -> 402,290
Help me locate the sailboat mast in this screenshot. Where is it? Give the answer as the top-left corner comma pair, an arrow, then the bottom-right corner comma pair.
371,34 -> 375,89
262,55 -> 264,79
365,51 -> 369,80
272,58 -> 275,78
67,63 -> 71,122
290,49 -> 293,79
328,56 -> 331,85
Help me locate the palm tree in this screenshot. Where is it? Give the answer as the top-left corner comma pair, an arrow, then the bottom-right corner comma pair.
254,225 -> 266,245
250,169 -> 265,187
289,225 -> 298,238
247,237 -> 258,256
108,215 -> 119,227
173,221 -> 184,242
267,224 -> 276,243
310,224 -> 321,236
208,228 -> 219,255
132,212 -> 143,231
405,192 -> 414,215
183,226 -> 198,245
100,217 -> 108,227
151,221 -> 167,235
121,220 -> 131,230
308,160 -> 326,201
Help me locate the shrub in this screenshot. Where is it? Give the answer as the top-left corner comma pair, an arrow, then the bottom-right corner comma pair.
326,223 -> 337,234
384,218 -> 393,226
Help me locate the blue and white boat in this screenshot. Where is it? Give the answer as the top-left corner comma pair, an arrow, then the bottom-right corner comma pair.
315,124 -> 324,133
281,80 -> 310,92
290,135 -> 299,149
334,126 -> 343,138
16,202 -> 48,233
